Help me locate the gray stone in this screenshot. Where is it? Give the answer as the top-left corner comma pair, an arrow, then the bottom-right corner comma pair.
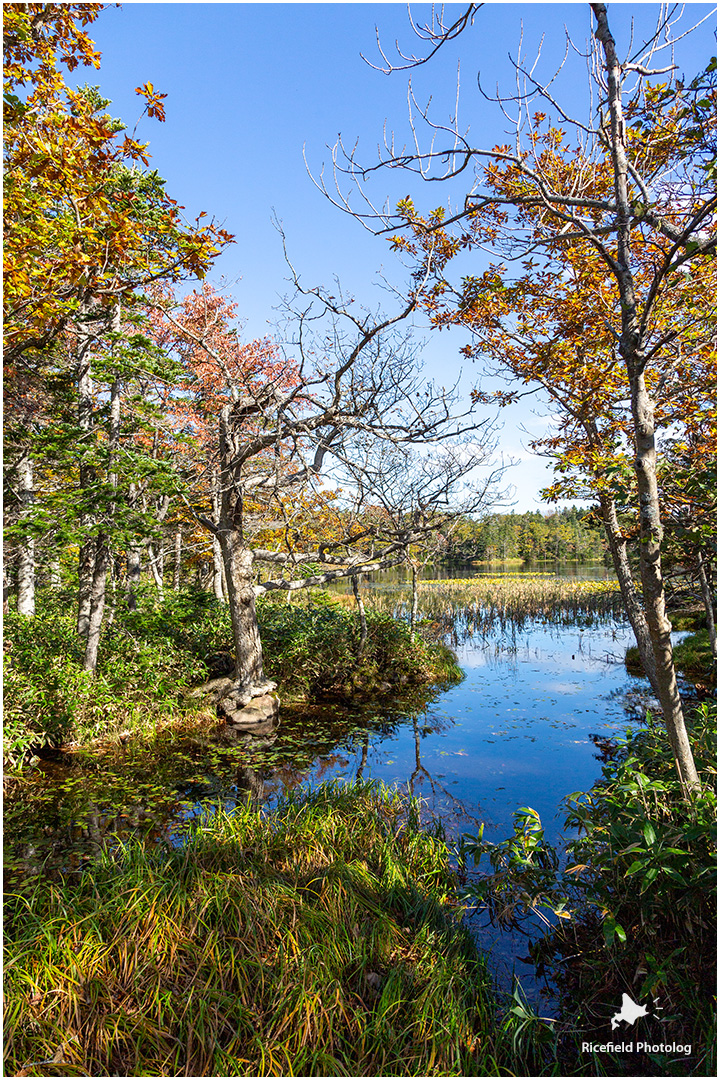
219,690 -> 280,731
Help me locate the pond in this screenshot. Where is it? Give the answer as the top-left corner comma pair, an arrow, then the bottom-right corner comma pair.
4,566 -> 664,1013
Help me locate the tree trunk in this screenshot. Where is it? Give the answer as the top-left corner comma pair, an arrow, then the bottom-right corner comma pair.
593,2 -> 700,796
147,542 -> 164,595
16,452 -> 35,616
597,492 -> 659,695
211,475 -> 226,602
173,527 -> 182,591
220,534 -> 268,692
212,535 -> 226,601
631,374 -> 699,793
126,544 -> 142,611
696,549 -> 716,658
352,573 -> 368,658
216,403 -> 275,704
409,562 -> 419,638
49,556 -> 61,589
77,297 -> 97,637
83,534 -> 109,673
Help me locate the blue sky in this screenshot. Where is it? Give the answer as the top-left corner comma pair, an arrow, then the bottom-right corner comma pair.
85,2 -> 715,510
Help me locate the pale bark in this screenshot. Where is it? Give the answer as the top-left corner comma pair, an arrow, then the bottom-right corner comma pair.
16,452 -> 36,616
173,527 -> 182,591
597,491 -> 659,695
352,573 -> 368,657
126,543 -> 142,611
217,405 -> 272,697
593,3 -> 700,794
83,534 -> 109,673
409,562 -> 419,638
49,557 -> 61,589
147,542 -> 164,595
220,535 -> 267,691
212,536 -> 226,602
77,296 -> 97,637
211,476 -> 226,602
696,549 -> 716,658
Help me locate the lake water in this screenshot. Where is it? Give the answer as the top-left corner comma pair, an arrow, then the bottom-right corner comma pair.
6,566 -> 661,1011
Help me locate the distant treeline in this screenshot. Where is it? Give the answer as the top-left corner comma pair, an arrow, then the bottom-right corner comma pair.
446,508 -> 606,564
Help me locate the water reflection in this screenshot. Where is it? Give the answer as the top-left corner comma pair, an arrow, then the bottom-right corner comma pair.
5,571 -> 652,1013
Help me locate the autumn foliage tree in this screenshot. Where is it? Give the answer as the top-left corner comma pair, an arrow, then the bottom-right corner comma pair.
151,272 -> 499,719
324,3 -> 716,793
3,4 -> 232,670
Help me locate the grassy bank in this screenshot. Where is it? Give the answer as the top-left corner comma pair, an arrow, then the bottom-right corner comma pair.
626,624 -> 716,693
3,588 -> 460,767
5,782 -> 509,1078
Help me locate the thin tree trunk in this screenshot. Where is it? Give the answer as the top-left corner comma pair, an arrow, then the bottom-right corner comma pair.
147,542 -> 164,595
173,527 -> 182,591
126,544 -> 142,610
77,295 -> 97,637
409,562 -> 419,638
211,474 -> 226,602
597,491 -> 659,695
49,556 -> 61,589
593,2 -> 699,795
83,534 -> 109,673
696,549 -> 716,658
16,452 -> 35,616
212,535 -> 225,601
352,573 -> 368,658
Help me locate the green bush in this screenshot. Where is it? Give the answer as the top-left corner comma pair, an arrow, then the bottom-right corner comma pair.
4,589 -> 461,766
460,703 -> 717,1075
259,591 -> 462,698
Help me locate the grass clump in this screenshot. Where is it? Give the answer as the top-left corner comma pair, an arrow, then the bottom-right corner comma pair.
259,591 -> 462,699
4,782 -> 502,1078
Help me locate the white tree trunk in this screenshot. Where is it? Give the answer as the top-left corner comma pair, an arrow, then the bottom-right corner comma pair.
352,573 -> 368,657
16,453 -> 35,616
173,527 -> 182,591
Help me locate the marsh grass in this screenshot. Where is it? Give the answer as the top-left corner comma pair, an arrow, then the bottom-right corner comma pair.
5,782 -> 512,1078
362,575 -> 624,642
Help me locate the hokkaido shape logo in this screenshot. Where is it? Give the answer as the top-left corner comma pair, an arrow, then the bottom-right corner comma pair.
611,993 -> 648,1030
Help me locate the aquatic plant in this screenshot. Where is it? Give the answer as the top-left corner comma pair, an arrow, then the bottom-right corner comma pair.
354,573 -> 624,643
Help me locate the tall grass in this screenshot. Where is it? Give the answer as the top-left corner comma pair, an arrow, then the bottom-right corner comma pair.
362,575 -> 624,641
5,782 -> 511,1078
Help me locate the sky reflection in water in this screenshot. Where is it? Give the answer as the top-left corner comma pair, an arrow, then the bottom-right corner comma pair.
295,619 -> 647,848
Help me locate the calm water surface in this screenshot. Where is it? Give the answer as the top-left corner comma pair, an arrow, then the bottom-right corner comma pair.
7,567 -> 662,1010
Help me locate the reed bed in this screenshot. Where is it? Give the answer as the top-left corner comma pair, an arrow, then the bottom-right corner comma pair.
5,782 -> 508,1078
365,575 -> 624,640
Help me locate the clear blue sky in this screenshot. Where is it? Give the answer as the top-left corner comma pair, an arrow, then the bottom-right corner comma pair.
84,1 -> 715,511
